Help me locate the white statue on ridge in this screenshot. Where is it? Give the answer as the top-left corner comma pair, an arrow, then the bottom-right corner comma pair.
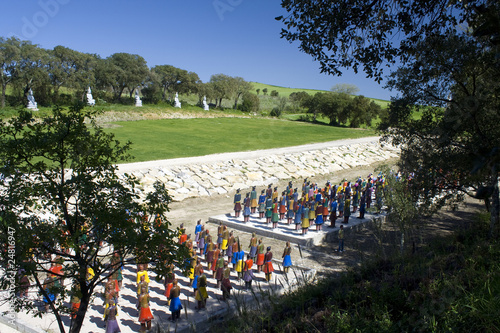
87,87 -> 95,106
135,88 -> 142,107
27,88 -> 38,110
203,96 -> 209,111
174,92 -> 181,108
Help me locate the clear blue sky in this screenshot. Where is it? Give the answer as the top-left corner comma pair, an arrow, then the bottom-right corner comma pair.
1,0 -> 392,100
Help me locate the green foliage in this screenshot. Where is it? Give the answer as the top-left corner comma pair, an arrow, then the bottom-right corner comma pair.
239,91 -> 260,112
210,210 -> 500,332
278,0 -> 476,81
270,90 -> 279,97
151,64 -> 200,102
380,30 -> 500,236
270,107 -> 282,117
278,0 -> 500,235
0,104 -> 187,333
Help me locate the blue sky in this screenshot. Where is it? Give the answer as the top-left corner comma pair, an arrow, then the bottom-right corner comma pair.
1,0 -> 393,100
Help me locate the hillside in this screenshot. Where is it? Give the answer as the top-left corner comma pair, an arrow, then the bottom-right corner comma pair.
250,82 -> 391,108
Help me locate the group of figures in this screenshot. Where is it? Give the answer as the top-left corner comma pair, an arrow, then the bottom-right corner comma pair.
233,173 -> 387,235
56,221 -> 293,332
180,220 -> 293,299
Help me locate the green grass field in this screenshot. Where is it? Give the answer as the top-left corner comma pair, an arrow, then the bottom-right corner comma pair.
105,117 -> 376,162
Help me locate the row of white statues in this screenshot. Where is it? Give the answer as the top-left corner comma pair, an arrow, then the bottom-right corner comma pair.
28,88 -> 210,111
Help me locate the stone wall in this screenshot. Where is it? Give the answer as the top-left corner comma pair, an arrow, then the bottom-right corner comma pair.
119,139 -> 400,202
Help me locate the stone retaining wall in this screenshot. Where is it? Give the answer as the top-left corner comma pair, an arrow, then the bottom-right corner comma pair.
123,140 -> 400,202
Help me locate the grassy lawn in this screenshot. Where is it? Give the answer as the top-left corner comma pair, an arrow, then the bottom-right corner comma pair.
105,117 -> 377,162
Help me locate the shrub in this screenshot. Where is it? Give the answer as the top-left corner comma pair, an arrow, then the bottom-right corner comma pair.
239,92 -> 260,112
270,107 -> 282,117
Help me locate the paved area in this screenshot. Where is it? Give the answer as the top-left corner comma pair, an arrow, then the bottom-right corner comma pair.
209,210 -> 383,247
0,250 -> 313,333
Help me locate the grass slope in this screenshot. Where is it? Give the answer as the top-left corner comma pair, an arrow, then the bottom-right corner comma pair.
105,117 -> 376,162
251,82 -> 390,108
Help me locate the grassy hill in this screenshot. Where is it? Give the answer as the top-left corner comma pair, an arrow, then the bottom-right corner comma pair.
250,82 -> 391,109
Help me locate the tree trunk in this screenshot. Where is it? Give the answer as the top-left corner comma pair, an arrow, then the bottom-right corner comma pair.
53,85 -> 60,104
33,274 -> 66,333
70,296 -> 88,333
1,83 -> 6,108
233,92 -> 242,109
490,171 -> 499,238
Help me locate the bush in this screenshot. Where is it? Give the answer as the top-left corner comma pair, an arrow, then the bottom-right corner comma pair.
5,95 -> 23,107
298,114 -> 313,122
239,92 -> 260,112
141,86 -> 161,104
270,107 -> 282,117
56,93 -> 74,106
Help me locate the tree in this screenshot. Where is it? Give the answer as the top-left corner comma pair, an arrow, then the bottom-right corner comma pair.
256,88 -> 260,95
0,36 -> 21,108
47,46 -> 96,104
303,92 -> 350,124
345,95 -> 381,128
277,0 -> 479,81
195,81 -> 216,107
105,53 -> 149,101
141,70 -> 162,104
230,77 -> 252,109
0,104 -> 189,333
262,88 -> 268,95
380,31 -> 500,236
239,91 -> 260,113
47,46 -> 75,102
271,96 -> 288,117
270,90 -> 279,97
151,65 -> 200,102
331,84 -> 359,95
289,91 -> 309,112
13,41 -> 49,105
278,0 -> 500,236
378,167 -> 422,256
209,73 -> 232,108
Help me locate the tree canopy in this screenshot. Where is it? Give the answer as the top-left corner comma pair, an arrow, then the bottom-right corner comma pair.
277,0 -> 482,81
0,103 -> 189,333
279,0 -> 500,235
0,36 -> 252,109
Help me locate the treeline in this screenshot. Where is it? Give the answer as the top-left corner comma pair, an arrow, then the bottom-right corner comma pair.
286,90 -> 383,128
0,36 -> 256,110
0,36 -> 382,128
